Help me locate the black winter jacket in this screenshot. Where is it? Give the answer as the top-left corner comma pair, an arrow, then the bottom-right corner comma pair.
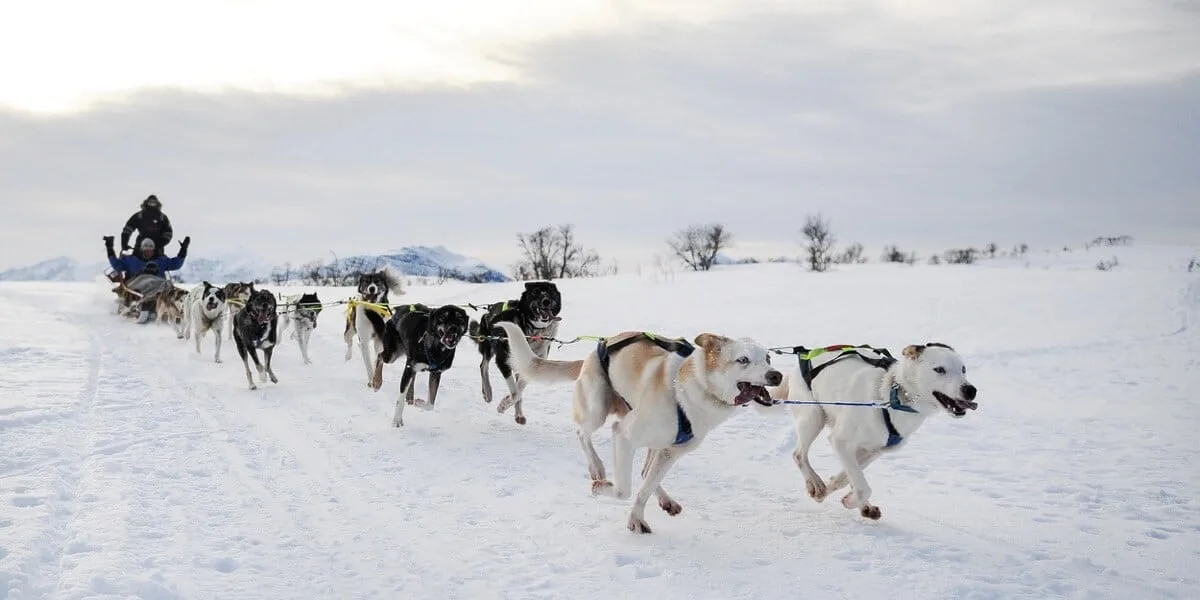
121,209 -> 173,252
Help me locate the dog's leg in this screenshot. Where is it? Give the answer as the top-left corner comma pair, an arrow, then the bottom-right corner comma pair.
193,318 -> 204,356
791,407 -> 830,502
299,326 -> 312,365
826,449 -> 883,496
830,438 -> 874,515
213,320 -> 223,364
424,371 -> 442,408
264,346 -> 278,384
495,359 -> 527,425
592,411 -> 648,502
358,332 -> 375,385
575,379 -> 610,482
392,364 -> 417,427
343,314 -> 355,361
625,446 -> 685,534
641,449 -> 682,516
479,355 -> 494,403
235,337 -> 256,390
369,355 -> 386,391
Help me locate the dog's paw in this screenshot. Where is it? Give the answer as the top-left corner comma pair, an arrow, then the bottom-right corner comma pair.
411,399 -> 433,411
498,395 -> 521,413
658,497 -> 682,516
269,373 -> 278,384
392,416 -> 404,427
368,376 -> 382,391
860,504 -> 882,520
214,358 -> 222,364
806,478 -> 828,502
841,491 -> 865,509
515,415 -> 527,425
627,517 -> 653,535
248,384 -> 258,391
591,480 -> 614,496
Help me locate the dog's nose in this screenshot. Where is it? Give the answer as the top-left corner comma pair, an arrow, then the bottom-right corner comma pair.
766,370 -> 783,386
962,384 -> 977,401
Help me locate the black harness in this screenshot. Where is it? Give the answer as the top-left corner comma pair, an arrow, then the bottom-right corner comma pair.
792,344 -> 917,448
597,333 -> 696,445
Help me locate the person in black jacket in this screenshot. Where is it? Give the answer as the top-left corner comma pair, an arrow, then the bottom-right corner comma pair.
120,195 -> 173,254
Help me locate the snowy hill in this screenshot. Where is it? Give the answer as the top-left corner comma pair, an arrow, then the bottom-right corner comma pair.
0,245 -> 509,284
0,243 -> 1196,598
320,246 -> 509,283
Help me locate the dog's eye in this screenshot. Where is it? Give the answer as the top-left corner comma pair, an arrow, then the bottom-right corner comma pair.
961,366 -> 967,374
933,366 -> 946,375
736,356 -> 750,365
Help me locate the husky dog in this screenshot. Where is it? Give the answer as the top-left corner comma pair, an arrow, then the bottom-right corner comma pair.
368,303 -> 470,427
467,281 -> 562,425
154,285 -> 189,338
278,291 -> 322,365
231,289 -> 279,390
765,343 -> 978,521
344,267 -> 404,384
496,322 -> 781,534
223,282 -> 255,339
183,282 -> 228,363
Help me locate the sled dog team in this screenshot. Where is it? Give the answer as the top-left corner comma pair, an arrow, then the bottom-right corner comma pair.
147,267 -> 981,534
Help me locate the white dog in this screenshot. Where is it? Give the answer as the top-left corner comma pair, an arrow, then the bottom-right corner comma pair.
183,282 -> 228,363
278,291 -> 322,365
497,322 -> 782,534
764,343 -> 978,520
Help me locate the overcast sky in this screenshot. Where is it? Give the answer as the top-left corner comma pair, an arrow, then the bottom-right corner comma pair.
1,0 -> 1198,272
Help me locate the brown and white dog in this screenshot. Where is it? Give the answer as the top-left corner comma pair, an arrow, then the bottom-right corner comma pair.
495,321 -> 781,534
154,285 -> 189,338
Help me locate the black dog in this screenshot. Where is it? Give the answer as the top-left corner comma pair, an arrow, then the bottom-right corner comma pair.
369,303 -> 470,427
467,281 -> 562,425
344,268 -> 404,384
232,288 -> 280,390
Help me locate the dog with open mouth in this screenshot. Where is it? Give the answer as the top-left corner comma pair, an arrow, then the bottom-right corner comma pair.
368,303 -> 470,427
344,267 -> 404,384
762,342 -> 978,521
231,288 -> 280,390
495,322 -> 781,534
182,281 -> 228,363
467,281 -> 563,426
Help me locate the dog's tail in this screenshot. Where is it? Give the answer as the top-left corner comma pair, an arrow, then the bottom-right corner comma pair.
494,321 -> 583,383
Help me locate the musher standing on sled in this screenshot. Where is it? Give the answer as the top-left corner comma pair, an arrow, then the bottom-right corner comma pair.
120,194 -> 173,255
105,235 -> 190,323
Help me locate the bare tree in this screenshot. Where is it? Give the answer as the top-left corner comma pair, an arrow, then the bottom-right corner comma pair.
944,248 -> 979,264
512,224 -> 602,280
667,223 -> 732,271
270,268 -> 288,285
928,255 -> 942,265
881,245 -> 908,263
801,213 -> 835,272
837,243 -> 867,264
985,243 -> 998,258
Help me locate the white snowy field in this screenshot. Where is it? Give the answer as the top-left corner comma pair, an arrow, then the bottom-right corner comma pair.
1,246 -> 1198,599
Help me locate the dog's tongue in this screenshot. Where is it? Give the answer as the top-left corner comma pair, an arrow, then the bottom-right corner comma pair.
735,382 -> 770,406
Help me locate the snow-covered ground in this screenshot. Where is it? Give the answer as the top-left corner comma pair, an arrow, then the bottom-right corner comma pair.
1,246 -> 1197,599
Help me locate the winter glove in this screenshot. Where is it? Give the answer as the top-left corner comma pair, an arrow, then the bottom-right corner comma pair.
103,236 -> 115,257
178,236 -> 191,258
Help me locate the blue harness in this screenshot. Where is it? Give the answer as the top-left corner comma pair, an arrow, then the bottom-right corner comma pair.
596,334 -> 696,446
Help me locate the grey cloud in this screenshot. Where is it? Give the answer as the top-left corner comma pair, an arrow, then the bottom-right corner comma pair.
1,6 -> 1198,271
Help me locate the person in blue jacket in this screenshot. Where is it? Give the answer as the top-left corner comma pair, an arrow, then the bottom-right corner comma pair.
105,235 -> 190,322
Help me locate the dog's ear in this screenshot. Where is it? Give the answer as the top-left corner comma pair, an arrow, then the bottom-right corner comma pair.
694,333 -> 728,353
925,341 -> 955,351
202,280 -> 211,289
902,344 -> 926,359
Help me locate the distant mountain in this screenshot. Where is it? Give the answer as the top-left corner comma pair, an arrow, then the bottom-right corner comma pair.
0,257 -> 101,282
0,246 -> 509,284
320,246 -> 509,283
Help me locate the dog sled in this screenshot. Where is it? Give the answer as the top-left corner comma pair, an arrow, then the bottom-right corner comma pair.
107,268 -> 179,323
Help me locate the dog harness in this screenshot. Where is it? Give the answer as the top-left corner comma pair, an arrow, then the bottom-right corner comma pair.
793,344 -> 918,448
597,333 -> 696,446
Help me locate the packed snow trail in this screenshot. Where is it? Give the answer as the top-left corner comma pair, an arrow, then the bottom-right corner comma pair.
2,259 -> 1197,599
